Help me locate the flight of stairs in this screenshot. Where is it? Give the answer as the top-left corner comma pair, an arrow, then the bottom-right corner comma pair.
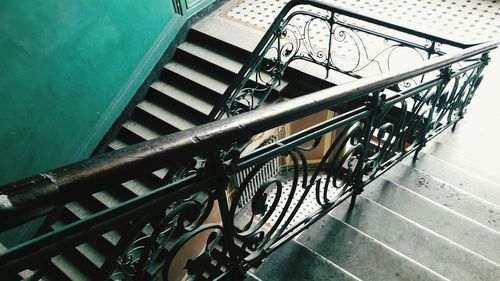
251,136 -> 500,281
13,8 -> 499,281
32,19 -> 289,281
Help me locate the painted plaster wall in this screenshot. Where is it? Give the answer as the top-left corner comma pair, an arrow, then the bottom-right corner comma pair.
0,0 -> 212,185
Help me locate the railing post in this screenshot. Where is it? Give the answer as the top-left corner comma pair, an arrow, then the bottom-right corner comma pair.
206,152 -> 246,280
452,52 -> 491,131
413,66 -> 452,161
350,91 -> 381,209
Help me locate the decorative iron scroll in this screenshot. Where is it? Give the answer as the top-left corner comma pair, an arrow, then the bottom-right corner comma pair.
213,4 -> 450,119
229,120 -> 366,266
102,189 -> 226,281
361,57 -> 488,182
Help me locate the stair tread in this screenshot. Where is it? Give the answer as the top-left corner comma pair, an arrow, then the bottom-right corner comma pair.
152,168 -> 169,181
331,196 -> 500,280
244,272 -> 263,281
137,99 -> 198,131
121,179 -> 153,196
255,240 -> 361,281
426,140 -> 500,186
75,243 -> 106,269
164,61 -> 228,95
179,41 -> 244,76
178,41 -> 288,92
365,177 -> 500,265
297,213 -> 448,281
382,163 -> 500,233
92,190 -> 123,209
434,113 -> 500,166
122,120 -> 160,141
405,151 -> 500,207
65,201 -> 95,219
192,17 -> 260,57
151,81 -> 213,116
51,255 -> 92,281
108,139 -> 127,151
54,211 -> 121,247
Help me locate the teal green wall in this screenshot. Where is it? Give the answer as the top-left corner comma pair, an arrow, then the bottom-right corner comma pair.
0,0 -> 213,185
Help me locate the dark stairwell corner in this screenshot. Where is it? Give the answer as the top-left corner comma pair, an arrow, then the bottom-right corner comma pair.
1,0 -> 500,280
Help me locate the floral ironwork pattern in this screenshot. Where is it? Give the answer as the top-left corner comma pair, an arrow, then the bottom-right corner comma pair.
103,190 -> 224,281
213,5 -> 451,119
227,114 -> 368,268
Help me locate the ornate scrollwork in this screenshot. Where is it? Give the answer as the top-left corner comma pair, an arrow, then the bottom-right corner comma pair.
218,9 -> 440,118
228,120 -> 365,266
104,191 -> 221,281
362,86 -> 439,181
429,67 -> 484,133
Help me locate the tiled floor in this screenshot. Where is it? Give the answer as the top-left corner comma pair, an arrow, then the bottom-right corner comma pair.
224,0 -> 500,42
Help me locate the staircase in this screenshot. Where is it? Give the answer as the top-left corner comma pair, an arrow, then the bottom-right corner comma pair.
251,137 -> 500,280
33,19 -> 290,281
3,1 -> 499,280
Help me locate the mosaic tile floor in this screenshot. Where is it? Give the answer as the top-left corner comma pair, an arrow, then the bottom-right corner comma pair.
225,0 -> 500,42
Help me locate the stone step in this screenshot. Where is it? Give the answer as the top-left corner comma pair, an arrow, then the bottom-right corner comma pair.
164,61 -> 229,95
296,214 -> 448,281
364,177 -> 500,265
121,119 -> 161,142
405,151 -> 500,206
136,99 -> 199,131
331,196 -> 500,280
92,190 -> 128,209
55,209 -> 121,248
434,110 -> 500,170
177,41 -> 288,92
425,140 -> 500,185
179,40 -> 243,71
255,240 -> 361,281
108,126 -> 145,149
383,162 -> 500,233
74,242 -> 106,270
191,16 -> 260,57
150,80 -> 213,117
51,254 -> 92,281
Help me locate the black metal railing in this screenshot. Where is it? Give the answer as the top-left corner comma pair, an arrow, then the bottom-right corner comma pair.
0,1 -> 497,280
208,0 -> 476,120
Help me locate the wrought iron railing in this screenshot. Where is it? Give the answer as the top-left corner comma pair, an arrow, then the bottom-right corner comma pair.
0,1 -> 497,280
208,0 -> 476,120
